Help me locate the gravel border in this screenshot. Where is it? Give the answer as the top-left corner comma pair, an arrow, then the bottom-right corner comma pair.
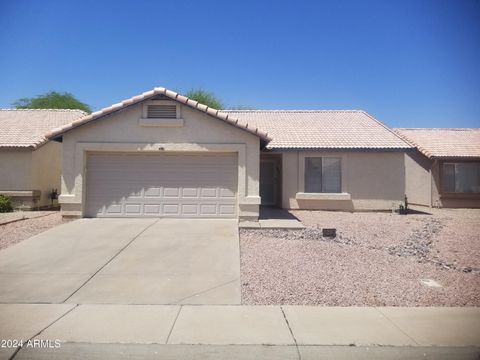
0,211 -> 57,225
0,212 -> 70,251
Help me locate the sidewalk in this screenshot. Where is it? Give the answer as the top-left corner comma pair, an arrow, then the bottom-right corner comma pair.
1,304 -> 479,359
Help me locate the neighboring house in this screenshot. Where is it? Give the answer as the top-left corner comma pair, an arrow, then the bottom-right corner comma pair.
0,109 -> 86,209
395,128 -> 480,208
45,87 -> 412,220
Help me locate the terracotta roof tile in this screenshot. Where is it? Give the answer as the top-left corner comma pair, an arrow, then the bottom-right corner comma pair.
394,128 -> 480,158
0,109 -> 86,148
222,110 -> 411,149
45,87 -> 271,141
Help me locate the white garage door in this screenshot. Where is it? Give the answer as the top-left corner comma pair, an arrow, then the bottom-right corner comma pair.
85,153 -> 237,218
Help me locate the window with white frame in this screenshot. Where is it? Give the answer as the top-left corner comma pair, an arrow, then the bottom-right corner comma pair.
305,157 -> 341,193
442,162 -> 480,193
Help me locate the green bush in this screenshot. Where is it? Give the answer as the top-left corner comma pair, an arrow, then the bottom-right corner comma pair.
0,194 -> 13,213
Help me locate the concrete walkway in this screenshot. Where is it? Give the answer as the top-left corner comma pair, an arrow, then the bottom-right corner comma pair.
0,304 -> 479,359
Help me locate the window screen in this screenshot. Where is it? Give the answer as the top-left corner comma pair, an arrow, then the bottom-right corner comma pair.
305,157 -> 341,193
442,162 -> 480,193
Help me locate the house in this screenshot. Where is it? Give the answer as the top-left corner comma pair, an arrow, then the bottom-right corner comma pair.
0,109 -> 86,209
45,87 -> 413,220
395,128 -> 480,208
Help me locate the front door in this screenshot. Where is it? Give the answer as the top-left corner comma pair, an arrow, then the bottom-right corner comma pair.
260,159 -> 278,205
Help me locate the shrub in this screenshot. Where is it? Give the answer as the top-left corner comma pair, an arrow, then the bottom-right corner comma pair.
0,194 -> 13,213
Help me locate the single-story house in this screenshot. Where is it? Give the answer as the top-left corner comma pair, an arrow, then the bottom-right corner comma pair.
395,128 -> 480,208
44,87 -> 413,221
0,109 -> 86,209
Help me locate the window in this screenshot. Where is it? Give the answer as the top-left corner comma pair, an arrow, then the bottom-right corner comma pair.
147,104 -> 177,119
305,157 -> 341,193
442,162 -> 480,193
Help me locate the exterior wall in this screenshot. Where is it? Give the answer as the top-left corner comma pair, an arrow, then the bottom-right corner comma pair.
59,102 -> 261,220
431,159 -> 480,208
0,150 -> 32,190
31,141 -> 62,208
281,150 -> 406,211
0,149 -> 38,209
0,145 -> 62,209
404,150 -> 432,206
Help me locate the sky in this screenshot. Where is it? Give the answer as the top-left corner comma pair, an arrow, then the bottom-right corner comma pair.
0,0 -> 479,128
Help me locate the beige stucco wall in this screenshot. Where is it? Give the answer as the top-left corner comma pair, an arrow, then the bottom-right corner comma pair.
59,101 -> 261,219
0,150 -> 32,190
281,150 -> 406,211
404,150 -> 432,207
31,141 -> 62,207
0,145 -> 62,208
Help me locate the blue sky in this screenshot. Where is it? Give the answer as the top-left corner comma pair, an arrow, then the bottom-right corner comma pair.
0,0 -> 479,128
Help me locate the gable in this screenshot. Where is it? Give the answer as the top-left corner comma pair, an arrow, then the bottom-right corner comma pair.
61,100 -> 261,146
46,87 -> 270,142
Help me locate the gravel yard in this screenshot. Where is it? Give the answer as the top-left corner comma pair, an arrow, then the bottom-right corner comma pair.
0,212 -> 70,250
240,208 -> 480,306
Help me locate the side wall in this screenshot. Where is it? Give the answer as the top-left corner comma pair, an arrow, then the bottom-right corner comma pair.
60,102 -> 261,219
0,150 -> 32,190
404,150 -> 432,206
31,141 -> 62,207
281,150 -> 406,211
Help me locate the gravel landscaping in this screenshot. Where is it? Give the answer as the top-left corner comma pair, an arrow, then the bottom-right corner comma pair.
240,208 -> 480,306
0,212 -> 70,250
0,210 -> 57,225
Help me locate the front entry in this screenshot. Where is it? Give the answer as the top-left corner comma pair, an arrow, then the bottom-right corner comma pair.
260,157 -> 281,206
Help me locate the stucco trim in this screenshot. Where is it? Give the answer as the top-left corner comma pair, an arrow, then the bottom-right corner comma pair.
0,190 -> 40,197
295,192 -> 351,200
59,142 -> 253,217
138,118 -> 184,127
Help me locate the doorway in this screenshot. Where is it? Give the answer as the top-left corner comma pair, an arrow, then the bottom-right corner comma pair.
260,155 -> 281,206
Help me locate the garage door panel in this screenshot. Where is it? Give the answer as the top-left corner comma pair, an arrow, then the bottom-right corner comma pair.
219,204 -> 236,216
163,204 -> 179,215
86,153 -> 237,218
163,188 -> 179,197
144,204 -> 161,214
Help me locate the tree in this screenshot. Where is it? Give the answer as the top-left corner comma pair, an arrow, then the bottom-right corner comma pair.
185,89 -> 224,109
13,91 -> 91,113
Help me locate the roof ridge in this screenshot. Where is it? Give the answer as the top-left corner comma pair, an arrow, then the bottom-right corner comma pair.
0,108 -> 87,113
392,129 -> 433,158
394,127 -> 480,131
221,109 -> 364,113
358,111 -> 413,148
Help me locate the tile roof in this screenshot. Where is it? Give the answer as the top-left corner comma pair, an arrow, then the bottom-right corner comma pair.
46,87 -> 271,141
221,110 -> 412,150
394,128 -> 480,158
0,109 -> 86,148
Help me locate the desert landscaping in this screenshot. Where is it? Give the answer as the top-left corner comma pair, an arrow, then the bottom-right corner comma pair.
240,208 -> 480,306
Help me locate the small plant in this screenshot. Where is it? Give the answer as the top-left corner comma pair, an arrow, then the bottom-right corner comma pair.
397,195 -> 409,215
0,194 -> 13,213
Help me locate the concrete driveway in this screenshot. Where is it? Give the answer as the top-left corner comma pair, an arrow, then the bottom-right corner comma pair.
0,219 -> 240,304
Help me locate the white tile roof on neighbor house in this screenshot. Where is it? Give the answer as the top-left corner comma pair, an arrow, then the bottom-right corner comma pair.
45,87 -> 272,141
394,128 -> 480,158
222,110 -> 412,150
0,109 -> 87,148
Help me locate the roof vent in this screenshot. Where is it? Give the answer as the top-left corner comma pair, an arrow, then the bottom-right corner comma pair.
147,104 -> 177,118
